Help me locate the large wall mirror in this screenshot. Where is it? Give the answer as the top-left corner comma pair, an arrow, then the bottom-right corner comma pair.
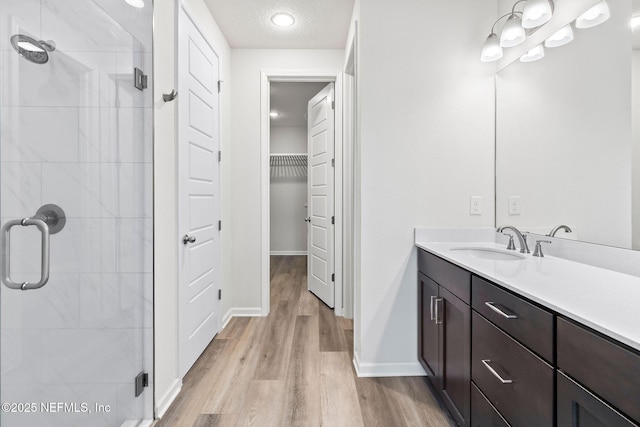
495,0 -> 640,250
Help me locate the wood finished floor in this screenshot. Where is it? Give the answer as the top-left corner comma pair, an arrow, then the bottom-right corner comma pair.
156,256 -> 451,427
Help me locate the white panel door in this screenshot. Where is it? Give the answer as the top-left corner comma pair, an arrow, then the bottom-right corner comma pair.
178,7 -> 221,378
307,83 -> 335,307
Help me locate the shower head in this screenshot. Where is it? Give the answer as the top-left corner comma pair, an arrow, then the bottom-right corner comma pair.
10,34 -> 56,64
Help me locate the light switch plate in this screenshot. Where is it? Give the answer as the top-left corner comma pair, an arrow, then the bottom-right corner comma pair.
508,196 -> 521,215
470,196 -> 483,215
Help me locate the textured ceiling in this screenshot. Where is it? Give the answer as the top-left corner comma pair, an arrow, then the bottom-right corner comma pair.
270,82 -> 328,127
203,0 -> 355,48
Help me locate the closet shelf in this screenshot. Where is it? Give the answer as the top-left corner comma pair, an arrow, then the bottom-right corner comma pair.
270,153 -> 308,167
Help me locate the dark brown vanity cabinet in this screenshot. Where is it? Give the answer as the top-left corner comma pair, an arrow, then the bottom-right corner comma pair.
418,250 -> 471,427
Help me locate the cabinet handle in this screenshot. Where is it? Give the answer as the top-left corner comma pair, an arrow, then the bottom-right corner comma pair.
434,298 -> 444,324
485,302 -> 518,319
430,295 -> 437,321
481,359 -> 513,384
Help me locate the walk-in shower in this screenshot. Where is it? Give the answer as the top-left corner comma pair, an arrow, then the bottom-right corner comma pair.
10,34 -> 56,64
0,1 -> 154,426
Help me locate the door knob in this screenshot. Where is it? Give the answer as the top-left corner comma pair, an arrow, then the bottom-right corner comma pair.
305,217 -> 311,223
183,234 -> 196,244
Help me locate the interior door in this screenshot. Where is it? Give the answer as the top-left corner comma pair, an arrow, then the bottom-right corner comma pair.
307,83 -> 335,307
178,7 -> 221,378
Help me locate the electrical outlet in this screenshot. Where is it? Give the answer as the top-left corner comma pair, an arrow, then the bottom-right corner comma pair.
470,196 -> 483,215
508,196 -> 521,215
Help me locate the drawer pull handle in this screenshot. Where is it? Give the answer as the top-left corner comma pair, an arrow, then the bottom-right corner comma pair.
434,298 -> 444,324
482,359 -> 513,384
485,302 -> 518,319
430,295 -> 437,321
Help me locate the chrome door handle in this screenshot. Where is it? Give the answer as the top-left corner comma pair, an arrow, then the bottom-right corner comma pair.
481,359 -> 513,384
1,218 -> 50,291
485,302 -> 518,319
183,234 -> 196,245
434,298 -> 444,324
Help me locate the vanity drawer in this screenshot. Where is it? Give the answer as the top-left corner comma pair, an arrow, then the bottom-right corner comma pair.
557,317 -> 640,423
418,249 -> 470,303
472,275 -> 554,362
471,382 -> 509,427
472,312 -> 553,427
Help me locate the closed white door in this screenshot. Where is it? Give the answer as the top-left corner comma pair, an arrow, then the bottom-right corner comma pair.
307,83 -> 335,308
178,7 -> 221,378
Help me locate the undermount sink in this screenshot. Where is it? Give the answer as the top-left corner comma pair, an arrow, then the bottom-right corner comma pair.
450,247 -> 526,261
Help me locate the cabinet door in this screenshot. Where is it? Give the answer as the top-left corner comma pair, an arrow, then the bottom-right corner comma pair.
438,286 -> 471,427
418,273 -> 439,379
557,371 -> 638,427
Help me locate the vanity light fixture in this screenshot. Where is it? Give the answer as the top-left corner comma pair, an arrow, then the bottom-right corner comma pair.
520,44 -> 545,62
271,13 -> 295,27
522,0 -> 553,29
125,0 -> 145,8
544,24 -> 574,48
481,33 -> 503,62
575,0 -> 610,29
501,13 -> 527,47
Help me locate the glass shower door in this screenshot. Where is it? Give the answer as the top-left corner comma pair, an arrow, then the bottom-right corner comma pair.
0,1 -> 154,426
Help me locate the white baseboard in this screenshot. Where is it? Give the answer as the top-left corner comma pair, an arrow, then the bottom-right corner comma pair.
269,251 -> 308,256
221,307 -> 264,330
353,352 -> 426,377
155,378 -> 182,419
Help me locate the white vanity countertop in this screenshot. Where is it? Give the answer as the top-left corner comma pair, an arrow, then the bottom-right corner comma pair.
415,239 -> 640,352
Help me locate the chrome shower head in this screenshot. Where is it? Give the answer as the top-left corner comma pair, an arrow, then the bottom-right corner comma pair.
10,34 -> 56,64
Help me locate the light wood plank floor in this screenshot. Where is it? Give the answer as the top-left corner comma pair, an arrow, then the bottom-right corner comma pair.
155,256 -> 452,427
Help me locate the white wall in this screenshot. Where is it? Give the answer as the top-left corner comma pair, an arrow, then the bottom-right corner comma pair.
270,126 -> 308,254
354,0 -> 496,374
228,49 -> 344,311
153,0 -> 231,416
496,0 -> 631,248
633,50 -> 640,250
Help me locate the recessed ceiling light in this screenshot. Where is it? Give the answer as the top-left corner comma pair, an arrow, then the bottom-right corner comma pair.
271,13 -> 295,27
270,111 -> 280,118
125,0 -> 145,8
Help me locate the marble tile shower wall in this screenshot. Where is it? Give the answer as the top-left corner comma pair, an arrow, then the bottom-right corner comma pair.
0,1 -> 153,426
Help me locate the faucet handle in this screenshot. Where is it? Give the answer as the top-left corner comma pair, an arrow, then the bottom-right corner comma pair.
502,233 -> 516,251
533,240 -> 552,257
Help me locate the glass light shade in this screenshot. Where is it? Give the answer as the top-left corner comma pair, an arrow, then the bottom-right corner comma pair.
271,13 -> 295,27
575,1 -> 610,29
125,0 -> 145,8
522,0 -> 553,29
481,33 -> 503,62
545,24 -> 574,48
500,15 -> 526,47
520,44 -> 545,62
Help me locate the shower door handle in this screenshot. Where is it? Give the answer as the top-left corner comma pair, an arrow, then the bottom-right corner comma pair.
1,218 -> 50,291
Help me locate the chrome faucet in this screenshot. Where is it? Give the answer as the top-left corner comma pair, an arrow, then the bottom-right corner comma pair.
496,225 -> 530,253
547,224 -> 572,237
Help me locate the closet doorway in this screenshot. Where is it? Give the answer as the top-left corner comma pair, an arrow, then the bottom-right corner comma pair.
260,70 -> 344,317
269,82 -> 333,307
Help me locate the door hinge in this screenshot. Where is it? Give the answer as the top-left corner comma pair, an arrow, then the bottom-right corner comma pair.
134,67 -> 148,91
218,80 -> 223,93
331,216 -> 335,225
331,273 -> 335,282
218,150 -> 222,162
218,289 -> 222,300
331,159 -> 335,167
331,100 -> 335,110
135,372 -> 149,397
218,220 -> 222,231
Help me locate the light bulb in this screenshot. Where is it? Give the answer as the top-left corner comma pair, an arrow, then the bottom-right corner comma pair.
520,44 -> 545,62
545,24 -> 574,48
501,14 -> 526,47
575,1 -> 610,29
481,33 -> 503,62
522,0 -> 553,29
